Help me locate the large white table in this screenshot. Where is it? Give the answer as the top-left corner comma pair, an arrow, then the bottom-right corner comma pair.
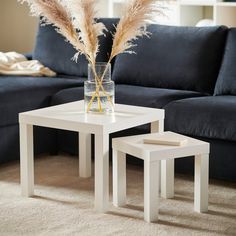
19,100 -> 165,212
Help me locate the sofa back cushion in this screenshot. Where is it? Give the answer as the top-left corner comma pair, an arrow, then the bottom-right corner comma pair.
214,28 -> 236,95
112,25 -> 227,94
33,18 -> 119,77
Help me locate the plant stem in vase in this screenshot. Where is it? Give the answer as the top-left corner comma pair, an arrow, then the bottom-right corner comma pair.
85,63 -> 114,113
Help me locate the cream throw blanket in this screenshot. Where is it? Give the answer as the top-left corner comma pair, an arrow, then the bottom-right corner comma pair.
0,52 -> 56,77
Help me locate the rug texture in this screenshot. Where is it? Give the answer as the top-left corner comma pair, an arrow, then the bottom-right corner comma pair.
0,155 -> 235,236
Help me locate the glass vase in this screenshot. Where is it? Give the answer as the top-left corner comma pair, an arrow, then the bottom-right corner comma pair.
84,63 -> 115,113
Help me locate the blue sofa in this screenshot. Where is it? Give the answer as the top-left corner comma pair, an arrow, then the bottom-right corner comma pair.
1,18 -> 235,181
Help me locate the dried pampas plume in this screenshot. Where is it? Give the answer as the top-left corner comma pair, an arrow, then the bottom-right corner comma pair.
18,0 -> 106,65
110,0 -> 164,60
66,0 -> 106,65
87,0 -> 165,111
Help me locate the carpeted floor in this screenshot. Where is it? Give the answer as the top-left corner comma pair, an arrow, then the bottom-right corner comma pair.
0,155 -> 235,236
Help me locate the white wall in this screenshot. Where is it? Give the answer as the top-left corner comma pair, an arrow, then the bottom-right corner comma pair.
107,0 -> 179,25
97,0 -> 109,17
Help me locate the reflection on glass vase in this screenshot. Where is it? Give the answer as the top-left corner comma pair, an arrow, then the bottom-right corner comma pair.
84,62 -> 115,113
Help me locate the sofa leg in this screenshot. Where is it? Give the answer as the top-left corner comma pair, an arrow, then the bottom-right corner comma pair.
49,150 -> 58,156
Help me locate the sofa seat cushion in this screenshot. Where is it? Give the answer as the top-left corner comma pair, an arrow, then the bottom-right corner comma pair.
112,25 -> 227,94
33,18 -> 119,77
51,87 -> 84,105
214,28 -> 236,95
115,85 -> 205,108
51,84 -> 205,109
164,96 -> 236,142
0,76 -> 84,127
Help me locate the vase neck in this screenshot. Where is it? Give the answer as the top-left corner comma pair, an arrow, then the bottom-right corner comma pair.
88,62 -> 111,82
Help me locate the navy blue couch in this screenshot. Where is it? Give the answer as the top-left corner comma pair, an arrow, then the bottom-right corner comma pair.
1,18 -> 235,181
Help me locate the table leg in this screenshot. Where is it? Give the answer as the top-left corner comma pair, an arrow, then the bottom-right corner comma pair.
79,133 -> 92,178
20,123 -> 34,197
161,159 -> 174,198
151,120 -> 175,198
194,154 -> 209,213
151,120 -> 164,133
144,159 -> 159,223
113,150 -> 126,207
94,134 -> 109,212
151,120 -> 163,192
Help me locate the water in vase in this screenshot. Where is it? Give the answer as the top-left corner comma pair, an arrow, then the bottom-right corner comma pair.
84,91 -> 114,113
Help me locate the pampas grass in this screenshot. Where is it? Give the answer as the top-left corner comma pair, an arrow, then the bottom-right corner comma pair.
66,0 -> 106,65
19,0 -> 86,56
88,0 -> 164,111
110,0 -> 164,60
19,0 -> 107,112
19,0 -> 106,64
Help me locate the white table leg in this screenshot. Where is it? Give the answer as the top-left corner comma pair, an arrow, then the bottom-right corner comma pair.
151,120 -> 164,133
20,123 -> 34,197
79,133 -> 91,178
144,160 -> 159,223
161,159 -> 174,199
151,120 -> 164,192
113,150 -> 126,207
194,154 -> 209,213
151,119 -> 175,198
94,134 -> 109,212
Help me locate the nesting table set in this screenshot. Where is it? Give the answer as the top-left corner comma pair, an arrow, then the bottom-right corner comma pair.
19,100 -> 210,222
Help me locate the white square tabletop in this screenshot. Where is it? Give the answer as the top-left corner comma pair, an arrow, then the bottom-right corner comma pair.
19,100 -> 165,134
112,131 -> 210,161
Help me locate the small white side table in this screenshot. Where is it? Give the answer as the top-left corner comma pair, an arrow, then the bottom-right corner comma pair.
112,132 -> 210,222
19,101 -> 165,213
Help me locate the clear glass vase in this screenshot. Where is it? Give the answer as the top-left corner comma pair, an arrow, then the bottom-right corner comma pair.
84,63 -> 115,113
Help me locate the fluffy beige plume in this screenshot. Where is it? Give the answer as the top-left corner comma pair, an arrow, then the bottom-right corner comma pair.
65,0 -> 106,64
110,0 -> 164,60
19,0 -> 85,56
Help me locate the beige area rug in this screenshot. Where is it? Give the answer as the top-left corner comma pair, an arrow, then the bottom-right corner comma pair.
0,155 -> 235,236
